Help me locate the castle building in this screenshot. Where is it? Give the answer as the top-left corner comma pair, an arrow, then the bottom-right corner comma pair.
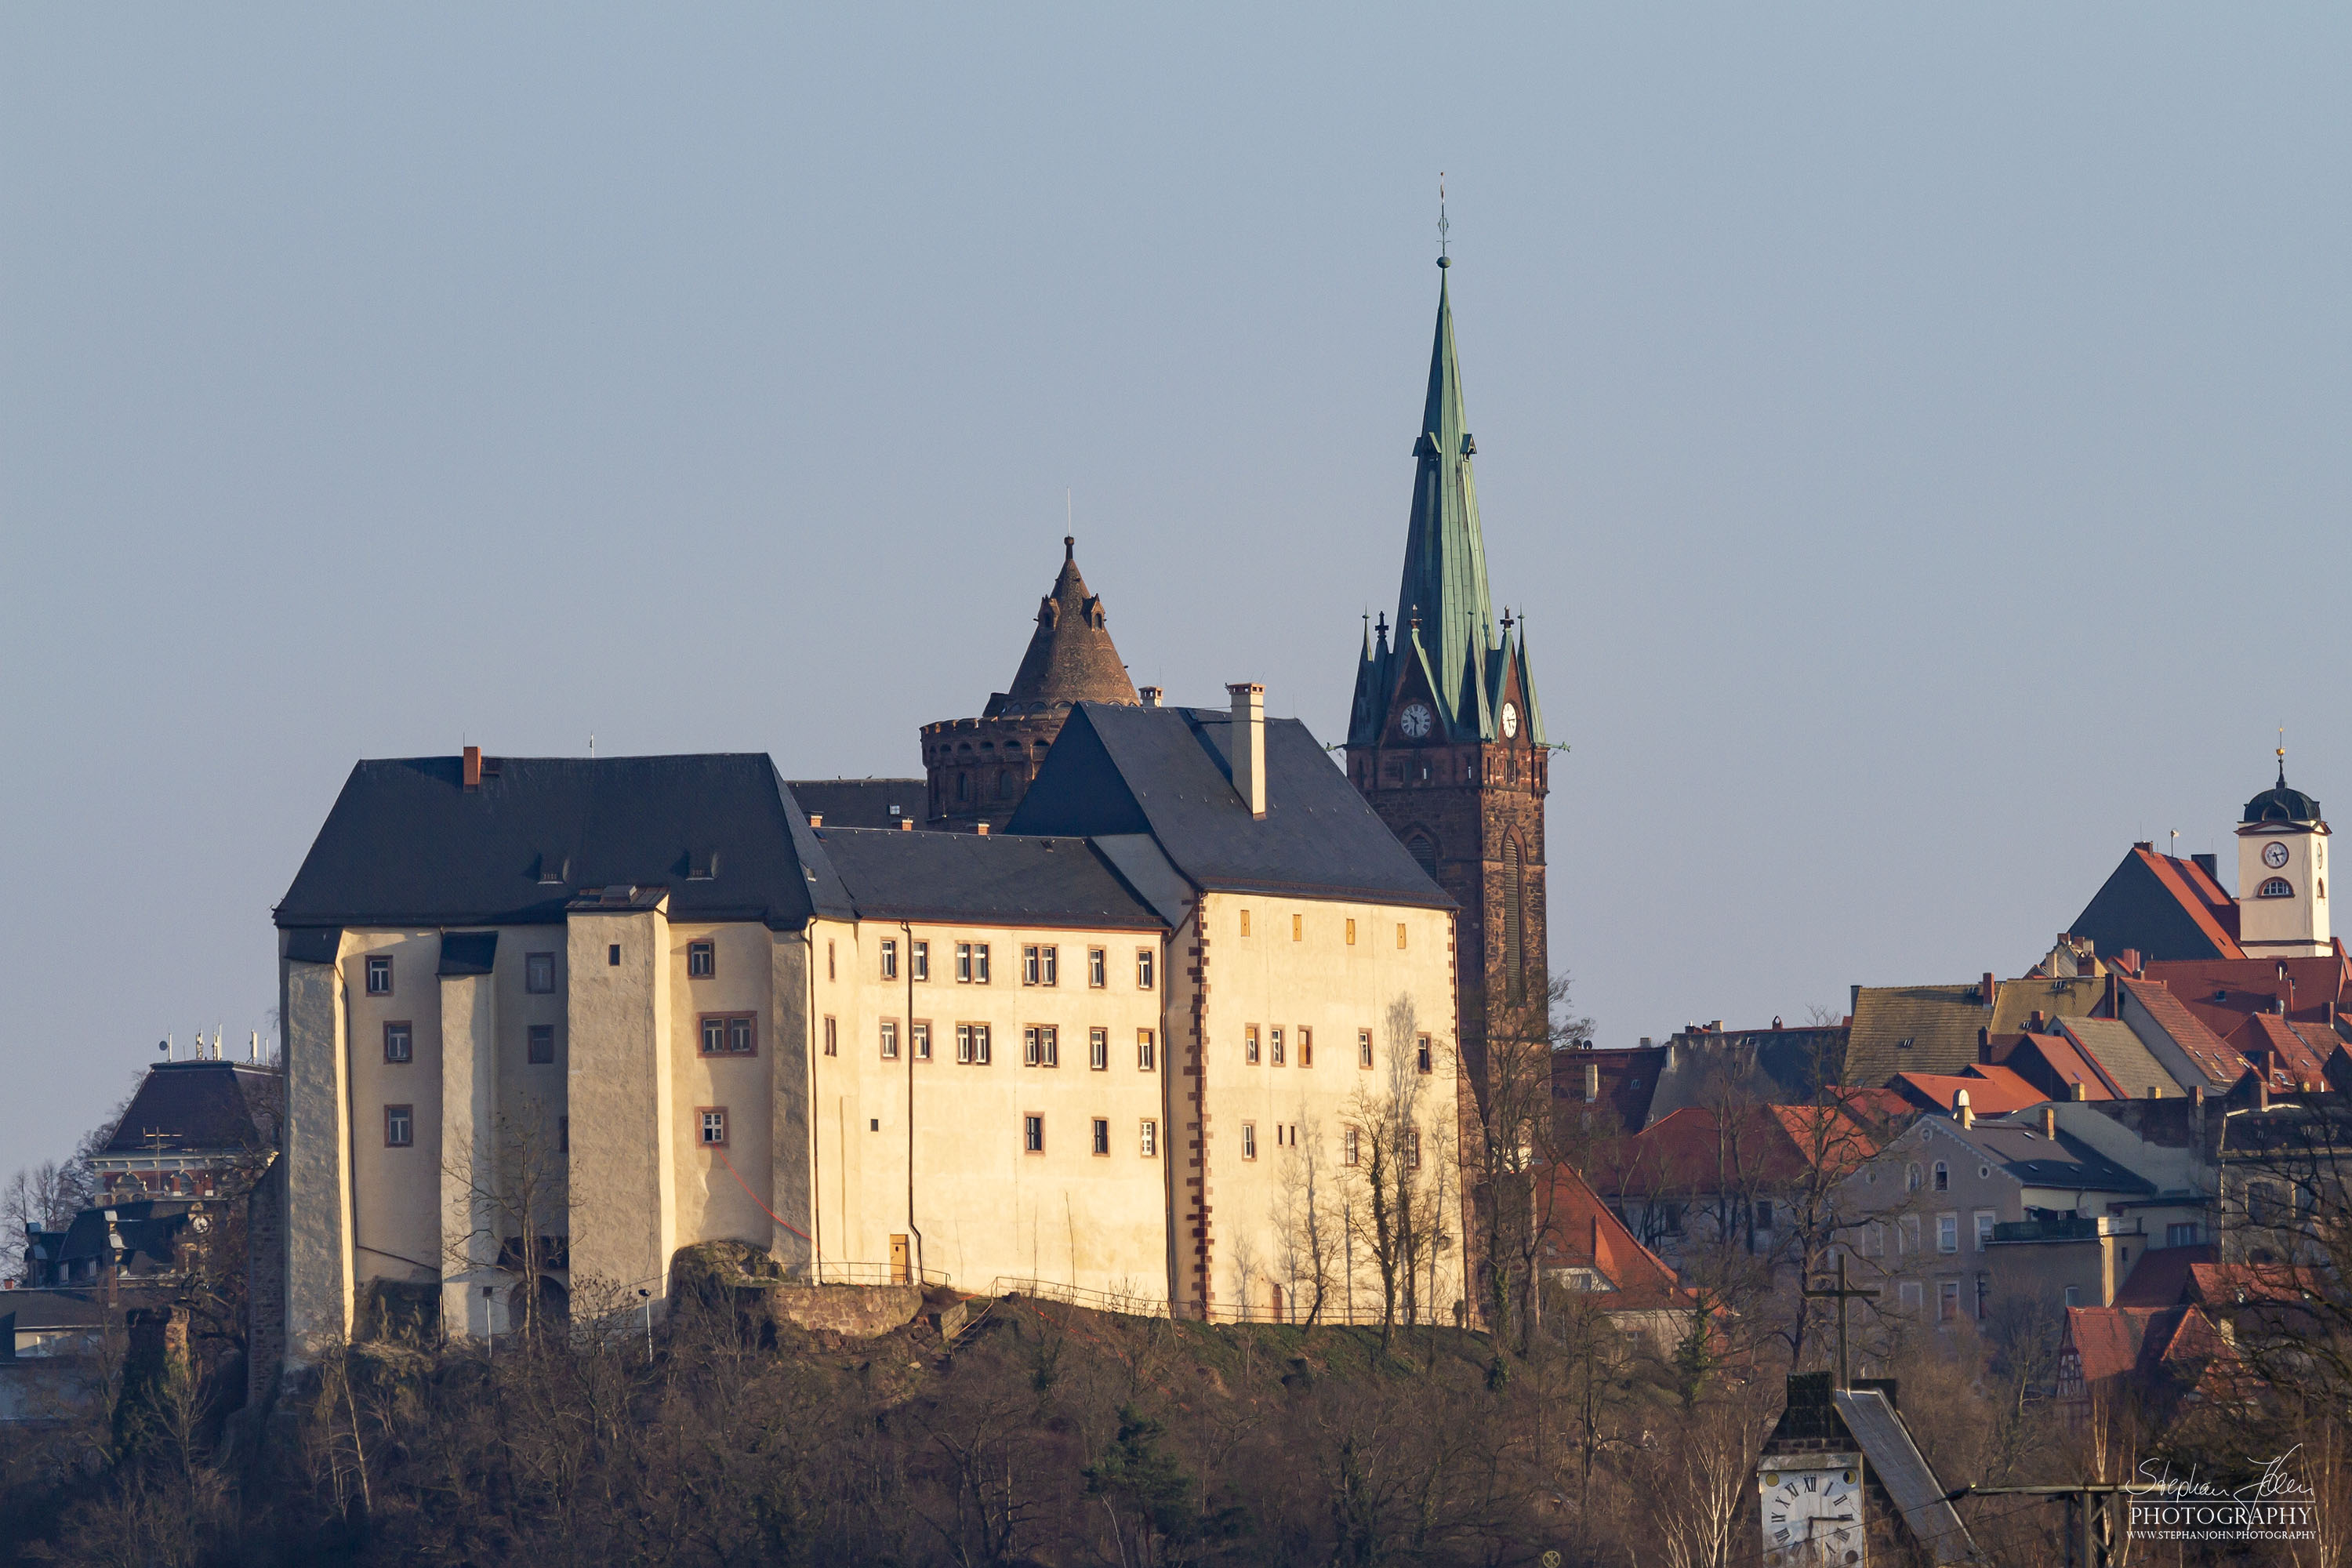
1345,256 -> 1549,1078
919,538 -> 1141,832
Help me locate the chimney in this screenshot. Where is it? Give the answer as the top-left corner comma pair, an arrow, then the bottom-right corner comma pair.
463,746 -> 483,790
974,822 -> 989,835
2040,1106 -> 2056,1138
1139,685 -> 1163,709
2192,851 -> 2218,880
1228,682 -> 1266,818
1584,1061 -> 1600,1102
2121,949 -> 2141,977
1982,971 -> 1996,1007
2030,1010 -> 2045,1031
2069,1080 -> 2088,1102
1954,1087 -> 1973,1128
898,818 -> 913,831
2256,1077 -> 2270,1112
807,813 -> 823,829
2190,1084 -> 2205,1106
2146,1084 -> 2161,1099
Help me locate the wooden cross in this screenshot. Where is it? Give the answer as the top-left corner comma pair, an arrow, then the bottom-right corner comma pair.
1803,1252 -> 1882,1390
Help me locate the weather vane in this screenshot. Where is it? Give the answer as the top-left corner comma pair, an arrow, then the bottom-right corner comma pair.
1437,172 -> 1450,263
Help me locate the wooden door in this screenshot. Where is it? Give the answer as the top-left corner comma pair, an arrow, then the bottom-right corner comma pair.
889,1234 -> 910,1285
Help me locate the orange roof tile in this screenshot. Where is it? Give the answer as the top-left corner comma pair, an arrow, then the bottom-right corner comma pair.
2228,1013 -> 2334,1090
2115,978 -> 2247,1091
1539,1163 -> 1694,1311
1891,1067 -> 2046,1116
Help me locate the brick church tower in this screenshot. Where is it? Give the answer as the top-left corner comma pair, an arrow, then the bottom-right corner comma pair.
1344,256 -> 1551,1079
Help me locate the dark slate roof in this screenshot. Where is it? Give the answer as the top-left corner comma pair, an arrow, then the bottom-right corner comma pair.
277,755 -> 854,933
785,779 -> 927,830
437,931 -> 497,975
1005,703 -> 1450,907
2069,846 -> 2242,963
985,538 -> 1141,717
99,1063 -> 280,1156
817,827 -> 1163,929
2244,766 -> 2321,824
1958,1118 -> 2156,1193
0,1290 -> 109,1331
37,1201 -> 204,1274
1831,1388 -> 1976,1564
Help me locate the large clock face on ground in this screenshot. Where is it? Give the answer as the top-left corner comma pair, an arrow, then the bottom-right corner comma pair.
1761,1461 -> 1864,1566
1399,702 -> 1433,739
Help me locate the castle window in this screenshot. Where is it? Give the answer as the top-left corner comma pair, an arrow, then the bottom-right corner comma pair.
1933,1160 -> 1948,1191
880,1020 -> 898,1060
1396,924 -> 1408,949
2259,877 -> 2295,898
384,1105 -> 413,1147
1092,1119 -> 1110,1156
383,1022 -> 412,1064
1024,1114 -> 1044,1153
1359,1030 -> 1374,1069
912,941 -> 929,982
701,1014 -> 758,1057
1416,1034 -> 1432,1073
1292,913 -> 1303,941
525,953 -> 555,993
1137,1029 -> 1156,1070
608,944 -> 621,967
1345,1126 -> 1360,1166
365,955 -> 393,996
699,1109 -> 728,1147
528,1024 -> 554,1064
1022,1025 -> 1058,1067
1136,949 -> 1155,989
822,1017 -> 836,1056
1242,1123 -> 1258,1160
1246,1025 -> 1261,1065
1140,1120 -> 1158,1157
1270,1027 -> 1284,1066
1346,919 -> 1356,946
880,940 -> 897,980
913,1022 -> 931,1061
688,941 -> 715,978
1240,909 -> 1251,937
1089,1028 -> 1108,1070
1299,1027 -> 1312,1067
1087,947 -> 1105,987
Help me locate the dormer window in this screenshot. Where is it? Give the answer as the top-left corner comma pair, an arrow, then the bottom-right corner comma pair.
2259,877 -> 2295,898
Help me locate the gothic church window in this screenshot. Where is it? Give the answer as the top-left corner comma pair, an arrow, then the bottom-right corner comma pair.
1504,835 -> 1526,1003
1406,833 -> 1439,881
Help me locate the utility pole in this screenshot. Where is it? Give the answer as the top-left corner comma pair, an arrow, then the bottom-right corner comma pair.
1949,1483 -> 2155,1568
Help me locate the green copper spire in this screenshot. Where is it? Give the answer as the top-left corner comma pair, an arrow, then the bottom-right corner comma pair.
1394,260 -> 1497,739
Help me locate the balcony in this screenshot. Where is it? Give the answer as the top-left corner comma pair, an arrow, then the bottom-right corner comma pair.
1988,1216 -> 2140,1244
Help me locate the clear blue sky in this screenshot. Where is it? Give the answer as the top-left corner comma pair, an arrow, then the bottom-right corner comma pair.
4,6 -> 2348,1170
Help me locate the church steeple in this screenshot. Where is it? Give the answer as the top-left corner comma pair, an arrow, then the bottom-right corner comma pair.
1395,260 -> 1498,739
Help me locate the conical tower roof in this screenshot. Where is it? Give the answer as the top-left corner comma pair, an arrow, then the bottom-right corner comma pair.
986,536 -> 1140,717
1394,261 -> 1497,737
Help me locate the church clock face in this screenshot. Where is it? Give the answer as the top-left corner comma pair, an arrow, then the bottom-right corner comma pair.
1501,702 -> 1519,739
1399,702 -> 1434,739
1761,1458 -> 1864,1566
2265,841 -> 2291,869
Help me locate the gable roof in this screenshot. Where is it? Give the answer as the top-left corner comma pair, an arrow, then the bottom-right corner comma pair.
1597,1104 -> 1881,1197
1538,1163 -> 1694,1311
1991,974 -> 2107,1035
1940,1116 -> 2155,1193
1890,1065 -> 2047,1117
1639,1027 -> 1853,1126
2226,1012 -> 2336,1091
784,779 -> 927,830
2115,978 -> 2247,1093
2069,846 -> 2244,962
2066,1304 -> 2231,1385
1829,1388 -> 1976,1564
277,755 -> 853,933
2114,1243 -> 2217,1308
2056,1017 -> 2183,1101
1007,702 -> 1448,907
1846,985 -> 1989,1086
98,1062 -> 280,1158
815,827 -> 1162,930
1993,1031 -> 2122,1102
2141,951 -> 2352,1037
1552,1046 -> 1667,1135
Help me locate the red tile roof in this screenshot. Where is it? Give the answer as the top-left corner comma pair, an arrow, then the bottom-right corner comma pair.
2142,951 -> 2352,1040
2002,1032 -> 2122,1102
2065,1304 -> 2231,1384
2114,1245 -> 2216,1308
2114,978 -> 2248,1091
1890,1066 -> 2046,1116
2130,848 -> 2244,959
1593,1104 -> 1882,1197
1538,1163 -> 1696,1312
2227,1013 -> 2335,1091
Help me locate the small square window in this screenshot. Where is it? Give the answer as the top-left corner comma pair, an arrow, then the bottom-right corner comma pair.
365,955 -> 393,996
1246,1026 -> 1261,1065
1137,1029 -> 1156,1071
913,1022 -> 931,1061
880,1020 -> 899,1060
528,1025 -> 554,1065
1358,1030 -> 1374,1069
1023,1114 -> 1044,1154
699,1109 -> 728,1146
912,941 -> 930,982
385,1104 -> 413,1148
1087,948 -> 1105,987
1140,1120 -> 1158,1158
1089,1028 -> 1108,1071
1091,1118 -> 1110,1156
973,943 -> 990,983
823,1016 -> 837,1057
383,1021 -> 412,1064
1137,949 -> 1155,989
880,940 -> 898,980
687,941 -> 715,978
1022,946 -> 1040,985
1299,1027 -> 1312,1067
1345,919 -> 1356,946
525,952 -> 555,994
608,943 -> 621,967
1242,1123 -> 1258,1160
956,943 -> 972,982
1416,1035 -> 1433,1073
1270,1027 -> 1284,1067
1041,946 -> 1058,985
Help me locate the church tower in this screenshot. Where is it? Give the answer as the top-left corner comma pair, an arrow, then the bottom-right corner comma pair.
2235,753 -> 2332,958
1345,256 -> 1552,1076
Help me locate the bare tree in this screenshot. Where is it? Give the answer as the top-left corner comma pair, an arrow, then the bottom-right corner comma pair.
441,1103 -> 569,1341
1272,1109 -> 1338,1324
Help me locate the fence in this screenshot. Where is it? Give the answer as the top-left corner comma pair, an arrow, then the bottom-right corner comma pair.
801,1260 -> 953,1289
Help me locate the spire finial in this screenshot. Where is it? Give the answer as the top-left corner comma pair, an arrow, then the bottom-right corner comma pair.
2278,727 -> 2288,788
1064,534 -> 1075,563
1436,172 -> 1450,268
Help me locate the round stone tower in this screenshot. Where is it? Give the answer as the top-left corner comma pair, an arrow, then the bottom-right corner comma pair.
920,536 -> 1139,830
